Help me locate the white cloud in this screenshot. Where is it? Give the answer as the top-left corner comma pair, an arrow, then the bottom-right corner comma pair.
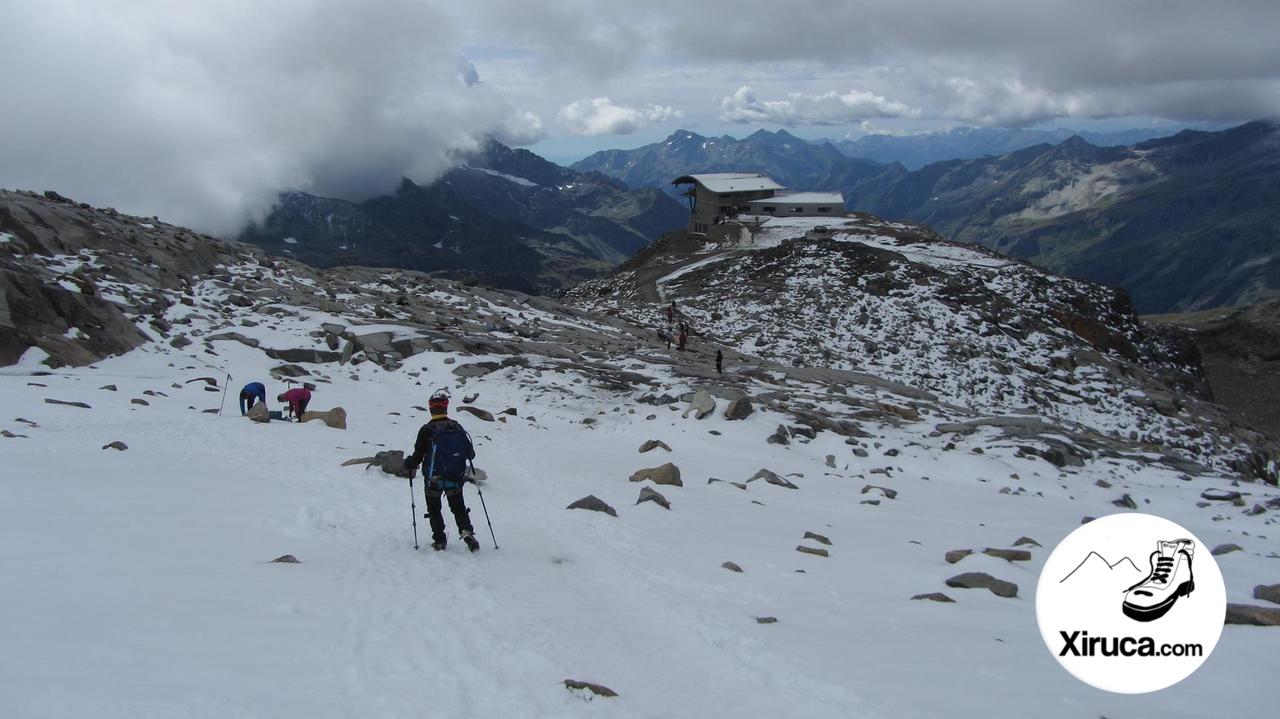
0,1 -> 534,235
558,97 -> 683,135
494,110 -> 548,146
719,86 -> 919,126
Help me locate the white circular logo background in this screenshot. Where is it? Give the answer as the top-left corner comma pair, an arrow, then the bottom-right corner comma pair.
1035,513 -> 1226,694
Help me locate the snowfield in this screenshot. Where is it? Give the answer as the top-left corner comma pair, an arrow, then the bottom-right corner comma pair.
3,284 -> 1278,719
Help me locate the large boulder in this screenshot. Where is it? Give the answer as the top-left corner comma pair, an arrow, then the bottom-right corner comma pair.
945,572 -> 1018,598
1224,603 -> 1280,626
301,407 -> 347,429
566,495 -> 617,517
749,468 -> 797,489
629,463 -> 682,487
681,389 -> 715,419
636,486 -> 671,509
246,403 -> 270,423
724,397 -> 754,420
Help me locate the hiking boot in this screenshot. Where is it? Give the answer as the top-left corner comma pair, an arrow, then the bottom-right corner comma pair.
461,530 -> 479,552
431,540 -> 447,551
1122,539 -> 1195,622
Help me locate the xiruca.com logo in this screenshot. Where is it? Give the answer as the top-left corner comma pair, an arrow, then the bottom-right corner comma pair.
1035,513 -> 1226,693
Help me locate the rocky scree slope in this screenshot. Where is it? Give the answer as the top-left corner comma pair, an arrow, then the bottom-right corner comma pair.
567,215 -> 1278,482
1146,300 -> 1280,440
2,188 -> 1276,487
238,139 -> 687,293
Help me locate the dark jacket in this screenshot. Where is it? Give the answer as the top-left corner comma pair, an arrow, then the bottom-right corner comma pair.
239,382 -> 266,415
405,416 -> 475,477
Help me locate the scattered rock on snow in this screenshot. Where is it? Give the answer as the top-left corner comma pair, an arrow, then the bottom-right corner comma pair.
636,486 -> 671,510
301,407 -> 347,429
1253,584 -> 1280,605
1012,536 -> 1041,548
682,389 -> 715,419
803,531 -> 832,546
722,561 -> 743,573
101,441 -> 128,451
100,384 -> 117,391
638,439 -> 671,453
748,468 -> 797,489
131,398 -> 149,406
629,462 -> 682,486
945,549 -> 973,564
861,484 -> 897,500
945,572 -> 1018,598
44,398 -> 91,409
1224,604 -> 1280,626
982,548 -> 1032,562
247,403 -> 270,423
724,397 -> 753,420
567,495 -> 617,517
270,554 -> 301,563
1112,493 -> 1138,509
766,425 -> 790,446
457,406 -> 495,422
452,361 -> 499,378
796,545 -> 829,558
912,593 -> 955,603
564,679 -> 617,698
754,616 -> 778,624
1212,543 -> 1243,556
1201,489 -> 1243,502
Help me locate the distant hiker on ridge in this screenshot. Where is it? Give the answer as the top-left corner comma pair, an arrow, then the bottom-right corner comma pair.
716,349 -> 723,374
278,386 -> 311,421
667,300 -> 676,324
403,390 -> 479,552
239,381 -> 266,415
678,326 -> 688,351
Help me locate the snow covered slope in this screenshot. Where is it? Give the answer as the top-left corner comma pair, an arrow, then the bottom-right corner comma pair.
2,191 -> 1279,718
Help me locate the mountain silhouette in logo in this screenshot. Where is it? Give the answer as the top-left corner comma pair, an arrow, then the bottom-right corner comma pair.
1059,551 -> 1144,586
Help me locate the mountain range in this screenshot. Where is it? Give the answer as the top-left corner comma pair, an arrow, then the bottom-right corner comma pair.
822,126 -> 1178,170
851,121 -> 1280,313
238,140 -> 687,293
574,122 -> 1280,313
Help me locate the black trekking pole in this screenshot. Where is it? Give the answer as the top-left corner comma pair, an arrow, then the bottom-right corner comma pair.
408,473 -> 420,550
472,479 -> 498,550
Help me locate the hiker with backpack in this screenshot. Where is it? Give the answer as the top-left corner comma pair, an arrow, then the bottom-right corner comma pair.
403,390 -> 479,552
239,381 -> 267,415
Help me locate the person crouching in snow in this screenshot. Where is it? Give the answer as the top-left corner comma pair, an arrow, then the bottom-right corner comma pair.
239,381 -> 267,415
403,390 -> 479,551
278,386 -> 311,421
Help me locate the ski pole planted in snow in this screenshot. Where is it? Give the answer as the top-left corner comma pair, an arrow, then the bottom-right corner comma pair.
408,472 -> 420,550
217,373 -> 231,416
472,478 -> 498,550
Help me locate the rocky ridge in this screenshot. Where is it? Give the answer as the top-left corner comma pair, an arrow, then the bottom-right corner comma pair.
566,215 -> 1278,482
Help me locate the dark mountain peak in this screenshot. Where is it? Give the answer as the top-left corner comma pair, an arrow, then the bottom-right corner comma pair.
395,177 -> 420,194
745,128 -> 796,145
664,129 -> 706,144
1057,135 -> 1093,149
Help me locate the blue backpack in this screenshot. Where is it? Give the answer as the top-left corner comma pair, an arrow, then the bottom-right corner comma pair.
429,420 -> 473,486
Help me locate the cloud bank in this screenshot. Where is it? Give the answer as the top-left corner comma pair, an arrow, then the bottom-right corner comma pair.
558,97 -> 683,135
0,1 -> 540,235
719,86 -> 919,126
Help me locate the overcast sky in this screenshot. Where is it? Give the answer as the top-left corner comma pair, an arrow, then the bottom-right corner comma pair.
3,0 -> 1278,234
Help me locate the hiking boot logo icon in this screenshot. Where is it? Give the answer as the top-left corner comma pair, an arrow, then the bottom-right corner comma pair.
1121,538 -> 1195,623
1036,514 -> 1226,694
